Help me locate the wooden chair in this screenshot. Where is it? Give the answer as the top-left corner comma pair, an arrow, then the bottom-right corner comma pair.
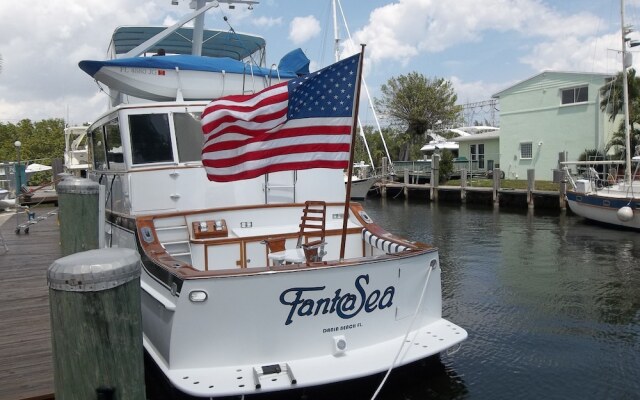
263,201 -> 327,266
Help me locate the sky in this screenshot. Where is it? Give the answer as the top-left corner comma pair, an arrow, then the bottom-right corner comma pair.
1,0 -> 640,127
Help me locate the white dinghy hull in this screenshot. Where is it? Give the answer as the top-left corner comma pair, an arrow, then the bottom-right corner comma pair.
92,66 -> 279,102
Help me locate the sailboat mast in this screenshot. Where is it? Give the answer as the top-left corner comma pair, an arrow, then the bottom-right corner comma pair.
621,0 -> 632,183
332,0 -> 340,62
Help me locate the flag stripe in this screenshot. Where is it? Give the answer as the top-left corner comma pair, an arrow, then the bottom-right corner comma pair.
204,155 -> 349,182
205,162 -> 348,183
202,134 -> 351,166
203,107 -> 288,143
200,82 -> 288,119
203,119 -> 351,152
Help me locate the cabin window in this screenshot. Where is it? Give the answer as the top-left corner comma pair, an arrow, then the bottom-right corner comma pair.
174,112 -> 204,162
105,119 -> 125,170
561,86 -> 588,105
129,114 -> 174,164
520,142 -> 533,159
91,126 -> 107,170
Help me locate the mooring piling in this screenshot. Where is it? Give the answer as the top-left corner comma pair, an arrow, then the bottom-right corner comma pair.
47,248 -> 146,400
57,177 -> 104,256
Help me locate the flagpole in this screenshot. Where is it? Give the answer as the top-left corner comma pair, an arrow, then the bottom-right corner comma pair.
340,44 -> 366,261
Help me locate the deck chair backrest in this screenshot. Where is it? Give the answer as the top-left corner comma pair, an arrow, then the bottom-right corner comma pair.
296,201 -> 326,249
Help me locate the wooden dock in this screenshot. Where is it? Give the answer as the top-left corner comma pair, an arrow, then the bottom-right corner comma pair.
377,181 -> 564,210
0,207 -> 58,400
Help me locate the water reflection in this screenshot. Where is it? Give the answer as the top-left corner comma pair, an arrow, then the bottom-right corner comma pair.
363,198 -> 640,399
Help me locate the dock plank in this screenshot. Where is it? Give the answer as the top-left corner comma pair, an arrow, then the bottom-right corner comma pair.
0,208 -> 58,400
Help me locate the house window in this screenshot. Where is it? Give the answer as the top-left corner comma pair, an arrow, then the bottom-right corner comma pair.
520,142 -> 533,159
561,86 -> 588,104
470,144 -> 485,169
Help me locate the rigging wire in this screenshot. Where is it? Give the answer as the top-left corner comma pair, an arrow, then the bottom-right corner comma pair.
334,0 -> 394,173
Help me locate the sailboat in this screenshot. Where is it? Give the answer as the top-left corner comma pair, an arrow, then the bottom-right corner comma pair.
565,0 -> 640,230
77,0 -> 466,397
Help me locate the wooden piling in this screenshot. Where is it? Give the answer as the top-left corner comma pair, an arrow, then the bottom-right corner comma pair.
558,151 -> 568,210
381,157 -> 388,198
57,177 -> 101,256
460,168 -> 467,203
492,168 -> 501,206
403,169 -> 409,199
47,248 -> 145,400
527,169 -> 535,209
431,154 -> 440,201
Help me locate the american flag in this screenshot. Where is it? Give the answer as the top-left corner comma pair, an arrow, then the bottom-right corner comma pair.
200,53 -> 361,182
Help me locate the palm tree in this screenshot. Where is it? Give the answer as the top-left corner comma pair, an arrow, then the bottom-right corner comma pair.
605,124 -> 640,158
599,69 -> 640,120
600,69 -> 640,157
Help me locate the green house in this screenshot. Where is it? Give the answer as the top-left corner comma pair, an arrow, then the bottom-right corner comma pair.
454,130 -> 500,175
491,71 -> 619,180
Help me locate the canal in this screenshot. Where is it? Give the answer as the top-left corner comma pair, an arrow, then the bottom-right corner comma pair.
156,198 -> 640,399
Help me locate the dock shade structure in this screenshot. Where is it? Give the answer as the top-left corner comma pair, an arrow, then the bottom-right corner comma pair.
47,248 -> 145,400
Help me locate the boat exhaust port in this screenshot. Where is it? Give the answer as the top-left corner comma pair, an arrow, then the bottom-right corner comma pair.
333,335 -> 347,355
189,290 -> 208,302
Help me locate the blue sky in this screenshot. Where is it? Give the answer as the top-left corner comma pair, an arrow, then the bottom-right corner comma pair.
1,0 -> 640,126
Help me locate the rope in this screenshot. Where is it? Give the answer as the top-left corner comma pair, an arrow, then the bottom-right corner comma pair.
370,262 -> 435,400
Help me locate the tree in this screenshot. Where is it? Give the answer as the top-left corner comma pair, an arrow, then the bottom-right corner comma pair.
599,69 -> 640,158
599,69 -> 640,122
0,119 -> 65,184
353,125 -> 411,170
438,149 -> 454,183
375,72 -> 462,160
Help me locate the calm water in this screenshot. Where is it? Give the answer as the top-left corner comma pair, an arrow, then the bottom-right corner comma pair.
155,198 -> 640,400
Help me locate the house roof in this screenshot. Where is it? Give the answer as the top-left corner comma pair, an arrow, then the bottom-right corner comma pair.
454,131 -> 500,142
492,70 -> 613,99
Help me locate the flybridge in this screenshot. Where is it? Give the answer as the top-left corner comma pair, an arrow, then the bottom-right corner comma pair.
77,0 -> 311,104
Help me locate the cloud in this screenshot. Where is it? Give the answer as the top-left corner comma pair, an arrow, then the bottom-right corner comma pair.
252,16 -> 283,28
0,0 -> 254,124
347,0 -> 607,67
0,0 -> 170,123
289,15 -> 321,45
450,76 -> 509,104
520,32 -> 627,74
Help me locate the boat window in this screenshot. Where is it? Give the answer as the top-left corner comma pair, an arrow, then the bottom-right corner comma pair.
174,112 -> 204,162
105,118 -> 125,170
91,126 -> 108,170
129,114 -> 174,164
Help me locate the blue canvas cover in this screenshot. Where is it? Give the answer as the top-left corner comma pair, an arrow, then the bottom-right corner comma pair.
79,55 -> 300,79
278,48 -> 310,76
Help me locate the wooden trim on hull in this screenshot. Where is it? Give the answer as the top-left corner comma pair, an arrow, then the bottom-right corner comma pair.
129,202 -> 434,295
